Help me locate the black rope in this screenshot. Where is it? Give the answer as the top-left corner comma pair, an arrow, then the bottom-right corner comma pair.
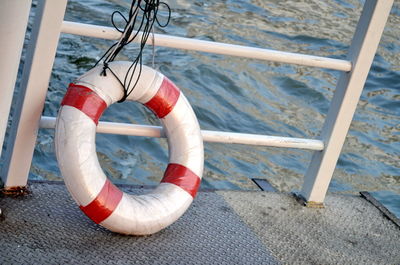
94,0 -> 171,103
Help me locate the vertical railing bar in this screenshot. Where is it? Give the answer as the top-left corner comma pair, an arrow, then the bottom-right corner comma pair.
300,0 -> 394,206
0,0 -> 68,188
0,1 -> 32,163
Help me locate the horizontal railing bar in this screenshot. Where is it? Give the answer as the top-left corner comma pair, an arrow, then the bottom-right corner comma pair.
40,116 -> 324,150
61,21 -> 352,72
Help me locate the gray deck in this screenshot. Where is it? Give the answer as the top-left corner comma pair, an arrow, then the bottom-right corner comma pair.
1,182 -> 399,264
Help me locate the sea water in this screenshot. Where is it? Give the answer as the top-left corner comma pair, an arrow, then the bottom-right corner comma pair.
18,0 -> 400,216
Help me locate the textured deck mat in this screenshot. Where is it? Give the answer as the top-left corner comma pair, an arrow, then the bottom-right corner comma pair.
0,182 -> 278,265
219,191 -> 400,265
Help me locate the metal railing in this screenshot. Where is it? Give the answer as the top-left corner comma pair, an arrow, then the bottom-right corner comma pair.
0,0 -> 394,205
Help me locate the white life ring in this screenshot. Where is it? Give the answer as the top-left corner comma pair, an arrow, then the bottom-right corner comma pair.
55,61 -> 204,235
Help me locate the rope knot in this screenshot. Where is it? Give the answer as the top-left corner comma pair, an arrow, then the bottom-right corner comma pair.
100,62 -> 109,76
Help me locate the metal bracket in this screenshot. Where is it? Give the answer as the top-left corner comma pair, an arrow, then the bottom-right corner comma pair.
0,185 -> 30,197
251,178 -> 276,192
360,191 -> 400,228
293,192 -> 325,208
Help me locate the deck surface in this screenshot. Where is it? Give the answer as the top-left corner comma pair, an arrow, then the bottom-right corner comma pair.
0,181 -> 399,264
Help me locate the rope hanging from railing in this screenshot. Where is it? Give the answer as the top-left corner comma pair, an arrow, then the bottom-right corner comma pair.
94,0 -> 171,103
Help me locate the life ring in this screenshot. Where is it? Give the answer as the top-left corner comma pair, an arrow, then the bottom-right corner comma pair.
55,61 -> 204,235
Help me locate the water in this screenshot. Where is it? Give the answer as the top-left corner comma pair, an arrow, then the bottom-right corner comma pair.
14,1 -> 400,216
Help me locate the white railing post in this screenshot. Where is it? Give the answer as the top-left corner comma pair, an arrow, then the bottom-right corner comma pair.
1,0 -> 67,188
0,1 -> 32,162
300,0 -> 394,206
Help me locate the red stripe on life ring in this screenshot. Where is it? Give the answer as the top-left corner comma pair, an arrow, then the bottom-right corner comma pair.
61,83 -> 107,125
161,163 -> 200,198
145,77 -> 180,118
79,180 -> 123,224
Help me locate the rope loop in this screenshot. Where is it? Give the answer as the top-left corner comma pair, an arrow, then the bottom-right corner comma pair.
94,0 -> 171,102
